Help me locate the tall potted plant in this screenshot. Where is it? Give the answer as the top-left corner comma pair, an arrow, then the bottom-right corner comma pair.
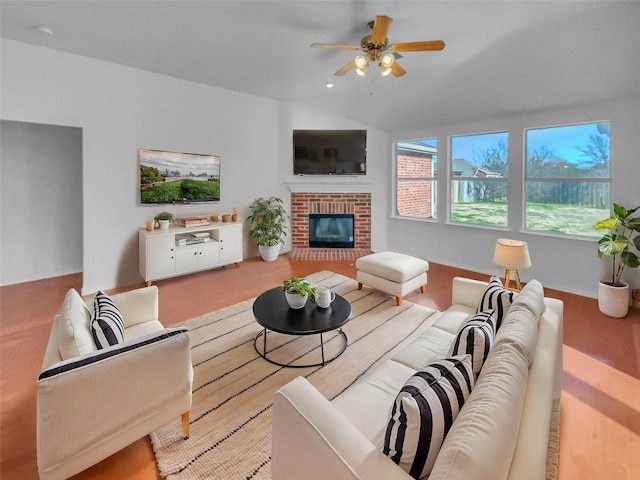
249,196 -> 288,261
593,203 -> 640,317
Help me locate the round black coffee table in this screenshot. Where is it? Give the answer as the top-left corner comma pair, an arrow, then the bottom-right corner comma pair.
252,287 -> 351,367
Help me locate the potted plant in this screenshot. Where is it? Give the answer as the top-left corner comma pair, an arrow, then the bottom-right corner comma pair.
283,276 -> 316,309
249,197 -> 288,261
154,211 -> 174,230
593,203 -> 640,317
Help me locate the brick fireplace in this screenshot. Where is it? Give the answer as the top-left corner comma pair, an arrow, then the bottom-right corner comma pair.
290,192 -> 372,261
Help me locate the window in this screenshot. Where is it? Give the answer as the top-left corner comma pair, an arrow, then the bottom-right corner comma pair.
395,139 -> 437,219
450,132 -> 508,227
525,122 -> 610,236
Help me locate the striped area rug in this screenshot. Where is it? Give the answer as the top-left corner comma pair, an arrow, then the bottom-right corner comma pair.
150,271 -> 439,479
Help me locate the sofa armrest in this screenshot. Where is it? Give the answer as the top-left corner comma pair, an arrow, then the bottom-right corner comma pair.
273,376 -> 412,480
451,276 -> 489,309
37,327 -> 192,478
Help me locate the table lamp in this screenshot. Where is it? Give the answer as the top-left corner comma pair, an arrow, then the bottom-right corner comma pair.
493,239 -> 531,291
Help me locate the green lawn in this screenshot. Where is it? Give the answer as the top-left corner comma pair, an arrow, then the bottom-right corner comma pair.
450,202 -> 608,236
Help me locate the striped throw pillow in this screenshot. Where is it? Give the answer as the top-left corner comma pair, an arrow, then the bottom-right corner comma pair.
448,310 -> 496,377
476,276 -> 515,329
382,355 -> 474,479
91,291 -> 125,349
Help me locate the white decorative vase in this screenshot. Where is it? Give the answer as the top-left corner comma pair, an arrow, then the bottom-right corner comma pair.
159,220 -> 171,230
598,281 -> 630,318
258,244 -> 280,262
285,291 -> 308,309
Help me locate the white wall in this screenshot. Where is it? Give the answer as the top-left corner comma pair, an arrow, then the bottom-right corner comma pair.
1,39 -> 281,294
1,39 -> 389,293
389,98 -> 640,298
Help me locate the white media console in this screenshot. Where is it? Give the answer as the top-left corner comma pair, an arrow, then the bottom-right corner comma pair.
139,222 -> 243,285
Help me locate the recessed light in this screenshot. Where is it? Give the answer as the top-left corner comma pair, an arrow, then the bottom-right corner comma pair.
326,83 -> 334,89
35,26 -> 54,35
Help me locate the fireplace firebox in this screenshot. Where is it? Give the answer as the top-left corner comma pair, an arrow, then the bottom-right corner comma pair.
308,214 -> 354,248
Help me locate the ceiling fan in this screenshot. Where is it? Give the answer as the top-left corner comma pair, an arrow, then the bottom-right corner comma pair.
311,15 -> 445,78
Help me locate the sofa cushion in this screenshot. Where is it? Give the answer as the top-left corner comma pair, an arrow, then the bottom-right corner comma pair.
92,291 -> 125,349
476,277 -> 515,329
494,279 -> 544,366
382,355 -> 474,479
57,288 -> 96,360
429,340 -> 529,480
391,326 -> 455,371
447,310 -> 496,377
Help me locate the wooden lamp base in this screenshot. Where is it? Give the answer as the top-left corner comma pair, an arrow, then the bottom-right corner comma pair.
503,268 -> 522,291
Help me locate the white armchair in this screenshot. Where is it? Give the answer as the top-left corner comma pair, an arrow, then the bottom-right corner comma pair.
37,285 -> 193,480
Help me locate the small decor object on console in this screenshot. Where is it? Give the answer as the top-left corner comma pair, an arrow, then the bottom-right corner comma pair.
154,212 -> 173,230
283,276 -> 316,309
177,216 -> 209,227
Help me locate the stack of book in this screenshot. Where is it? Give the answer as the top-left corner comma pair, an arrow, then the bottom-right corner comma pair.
177,216 -> 209,227
176,232 -> 211,246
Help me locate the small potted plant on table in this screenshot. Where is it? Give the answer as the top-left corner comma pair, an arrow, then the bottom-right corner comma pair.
593,203 -> 640,317
154,211 -> 174,230
283,276 -> 316,309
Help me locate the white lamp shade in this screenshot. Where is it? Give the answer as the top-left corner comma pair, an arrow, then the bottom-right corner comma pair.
493,239 -> 531,269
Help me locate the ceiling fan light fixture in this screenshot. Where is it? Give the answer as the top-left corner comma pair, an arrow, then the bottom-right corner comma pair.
355,55 -> 369,77
379,53 -> 394,76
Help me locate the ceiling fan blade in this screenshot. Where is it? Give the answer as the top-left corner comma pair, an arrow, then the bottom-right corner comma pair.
335,59 -> 356,76
391,62 -> 406,77
389,40 -> 445,52
370,15 -> 393,43
311,43 -> 360,50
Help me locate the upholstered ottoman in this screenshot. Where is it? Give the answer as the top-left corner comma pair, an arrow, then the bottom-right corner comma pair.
356,251 -> 429,306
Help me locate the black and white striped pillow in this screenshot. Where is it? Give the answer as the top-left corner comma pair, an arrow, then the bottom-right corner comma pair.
476,277 -> 515,330
92,291 -> 125,349
382,355 -> 474,479
448,310 -> 496,377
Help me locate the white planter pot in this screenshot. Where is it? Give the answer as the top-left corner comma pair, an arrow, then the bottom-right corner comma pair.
258,244 -> 280,262
159,220 -> 171,230
285,291 -> 308,309
598,281 -> 630,318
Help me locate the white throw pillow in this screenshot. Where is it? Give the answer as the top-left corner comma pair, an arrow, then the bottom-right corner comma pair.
57,288 -> 96,360
448,310 -> 496,377
92,290 -> 125,349
382,355 -> 474,479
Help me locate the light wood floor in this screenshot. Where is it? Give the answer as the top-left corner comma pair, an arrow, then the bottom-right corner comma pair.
1,256 -> 639,479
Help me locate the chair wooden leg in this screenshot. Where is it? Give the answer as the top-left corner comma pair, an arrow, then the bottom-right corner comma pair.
358,282 -> 363,290
420,285 -> 426,294
396,296 -> 402,306
182,411 -> 190,439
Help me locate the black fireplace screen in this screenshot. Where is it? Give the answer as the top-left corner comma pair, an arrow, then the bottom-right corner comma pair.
309,213 -> 355,248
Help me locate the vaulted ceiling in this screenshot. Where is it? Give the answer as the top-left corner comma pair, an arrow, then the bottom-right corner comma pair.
2,1 -> 639,132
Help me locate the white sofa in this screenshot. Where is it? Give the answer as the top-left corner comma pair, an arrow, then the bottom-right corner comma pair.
37,286 -> 193,480
272,277 -> 563,480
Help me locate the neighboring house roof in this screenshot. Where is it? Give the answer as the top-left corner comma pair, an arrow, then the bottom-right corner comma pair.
451,158 -> 502,177
397,141 -> 437,157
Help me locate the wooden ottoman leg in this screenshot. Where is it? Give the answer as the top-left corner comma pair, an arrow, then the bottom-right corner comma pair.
358,282 -> 363,290
420,285 -> 426,294
396,296 -> 402,306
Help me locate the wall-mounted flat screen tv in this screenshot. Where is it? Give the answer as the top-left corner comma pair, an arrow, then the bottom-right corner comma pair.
139,149 -> 220,204
293,129 -> 366,175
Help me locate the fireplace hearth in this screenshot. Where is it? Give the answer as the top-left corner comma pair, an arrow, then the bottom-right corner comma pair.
309,214 -> 354,248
